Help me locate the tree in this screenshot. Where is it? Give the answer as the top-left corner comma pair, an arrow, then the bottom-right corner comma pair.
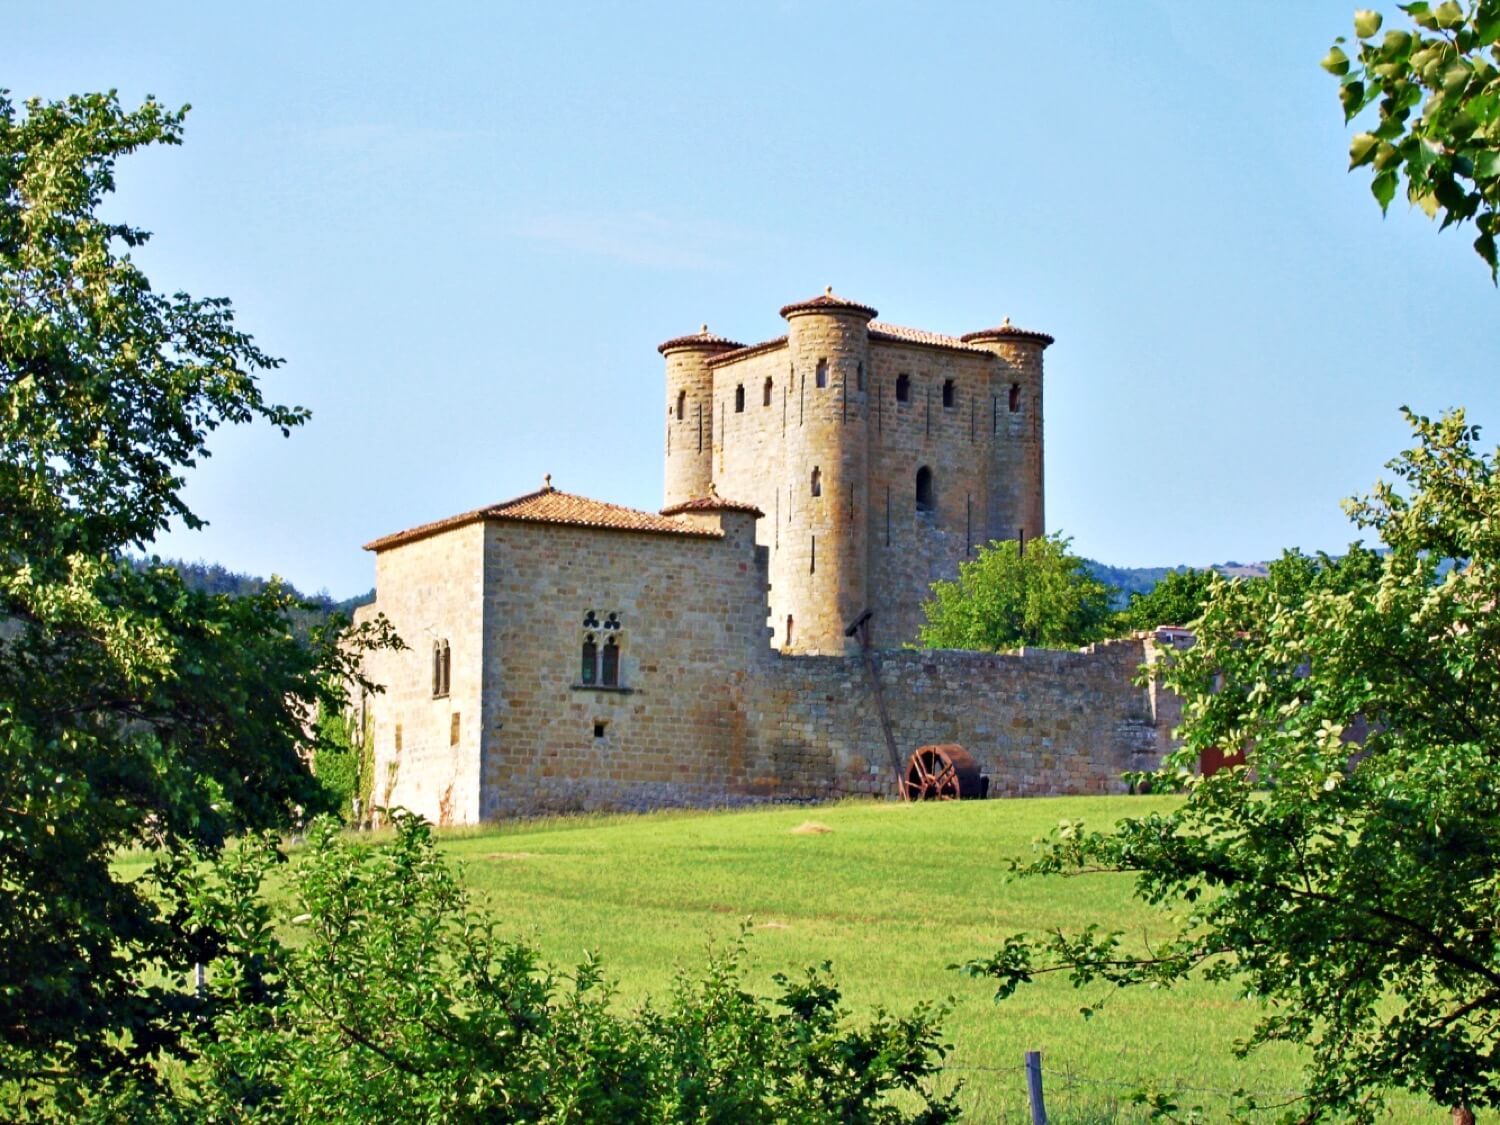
962,410 -> 1500,1123
1114,567 -> 1218,633
918,534 -> 1117,651
1324,1 -> 1500,278
0,91 -> 392,1094
103,815 -> 956,1124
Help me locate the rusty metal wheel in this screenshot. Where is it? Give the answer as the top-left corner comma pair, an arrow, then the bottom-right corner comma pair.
900,744 -> 988,801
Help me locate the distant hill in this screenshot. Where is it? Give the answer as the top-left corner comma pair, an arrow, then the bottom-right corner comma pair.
132,557 -> 374,633
148,556 -> 1282,621
1082,558 -> 1272,609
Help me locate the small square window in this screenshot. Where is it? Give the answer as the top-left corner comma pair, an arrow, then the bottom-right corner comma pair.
593,721 -> 607,739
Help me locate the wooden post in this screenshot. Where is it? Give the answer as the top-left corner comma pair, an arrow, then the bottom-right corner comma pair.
1025,1050 -> 1047,1125
846,611 -> 904,793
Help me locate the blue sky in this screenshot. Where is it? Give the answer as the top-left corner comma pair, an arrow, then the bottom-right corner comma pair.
10,1 -> 1499,597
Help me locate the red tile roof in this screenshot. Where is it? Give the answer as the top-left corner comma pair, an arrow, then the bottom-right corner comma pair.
657,325 -> 747,355
659,490 -> 764,517
868,321 -> 988,354
960,319 -> 1055,347
364,484 -> 722,551
778,287 -> 878,321
705,335 -> 788,366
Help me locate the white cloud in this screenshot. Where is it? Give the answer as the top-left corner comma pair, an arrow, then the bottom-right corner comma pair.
513,211 -> 757,270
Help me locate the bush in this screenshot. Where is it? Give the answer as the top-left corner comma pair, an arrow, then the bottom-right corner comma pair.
26,815 -> 959,1123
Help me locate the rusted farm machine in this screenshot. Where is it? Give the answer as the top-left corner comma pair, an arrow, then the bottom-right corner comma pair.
899,743 -> 990,802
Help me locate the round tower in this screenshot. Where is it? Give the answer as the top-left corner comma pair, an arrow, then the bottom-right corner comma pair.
960,319 -> 1053,547
776,288 -> 875,655
660,326 -> 743,509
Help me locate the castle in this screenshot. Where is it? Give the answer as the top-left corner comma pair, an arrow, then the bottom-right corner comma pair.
353,290 -> 1173,824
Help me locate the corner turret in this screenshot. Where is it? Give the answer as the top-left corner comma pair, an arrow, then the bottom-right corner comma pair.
661,325 -> 743,510
961,318 -> 1052,544
774,288 -> 877,654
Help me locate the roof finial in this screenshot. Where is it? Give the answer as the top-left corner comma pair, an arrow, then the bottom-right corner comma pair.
708,481 -> 719,497
824,285 -> 833,296
700,323 -> 708,334
543,473 -> 553,491
1002,316 -> 1011,327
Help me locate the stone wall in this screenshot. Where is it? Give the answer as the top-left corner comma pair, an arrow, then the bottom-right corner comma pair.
865,340 -> 1008,648
704,318 -> 1046,654
744,638 -> 1162,803
474,511 -> 772,819
353,521 -> 487,825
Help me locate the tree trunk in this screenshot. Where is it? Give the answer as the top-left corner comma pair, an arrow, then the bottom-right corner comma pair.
1453,1106 -> 1475,1125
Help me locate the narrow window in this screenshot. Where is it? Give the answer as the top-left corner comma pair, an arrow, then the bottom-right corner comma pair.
602,636 -> 620,687
763,376 -> 773,406
916,466 -> 935,512
581,634 -> 597,685
1009,383 -> 1020,413
856,361 -> 865,391
676,390 -> 686,420
394,723 -> 402,754
942,378 -> 955,408
450,712 -> 460,746
734,384 -> 745,413
896,373 -> 911,403
810,466 -> 822,497
433,640 -> 450,697
785,615 -> 794,646
816,358 -> 828,388
593,720 -> 607,739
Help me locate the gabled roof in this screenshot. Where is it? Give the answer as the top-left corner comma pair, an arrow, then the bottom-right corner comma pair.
868,321 -> 989,354
364,483 -> 722,552
706,335 -> 788,366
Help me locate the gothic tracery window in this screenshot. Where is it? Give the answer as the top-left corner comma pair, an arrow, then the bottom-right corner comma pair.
579,611 -> 624,688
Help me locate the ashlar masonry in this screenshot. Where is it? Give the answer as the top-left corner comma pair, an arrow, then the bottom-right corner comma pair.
353,289 -> 1172,823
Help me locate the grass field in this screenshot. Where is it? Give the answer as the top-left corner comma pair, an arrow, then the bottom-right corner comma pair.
113,795 -> 1438,1120
422,796 -> 1431,1122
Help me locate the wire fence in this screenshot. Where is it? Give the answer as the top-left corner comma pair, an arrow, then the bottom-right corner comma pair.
923,1056 -> 1445,1123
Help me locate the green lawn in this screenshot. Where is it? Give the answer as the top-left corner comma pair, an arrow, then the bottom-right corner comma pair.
426,796 -> 1430,1122
113,795 -> 1436,1120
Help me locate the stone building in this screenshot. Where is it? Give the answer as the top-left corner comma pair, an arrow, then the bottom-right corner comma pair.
353,289 -> 1170,824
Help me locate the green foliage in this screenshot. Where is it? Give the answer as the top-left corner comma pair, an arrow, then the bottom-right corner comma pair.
919,534 -> 1118,651
312,704 -> 359,823
1327,1 -> 1500,277
962,410 -> 1500,1122
56,814 -> 957,1123
0,90 -> 398,1088
1114,568 -> 1218,632
134,556 -> 374,637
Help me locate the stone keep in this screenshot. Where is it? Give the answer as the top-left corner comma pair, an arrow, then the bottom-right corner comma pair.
664,289 -> 1049,653
355,289 -> 1164,826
